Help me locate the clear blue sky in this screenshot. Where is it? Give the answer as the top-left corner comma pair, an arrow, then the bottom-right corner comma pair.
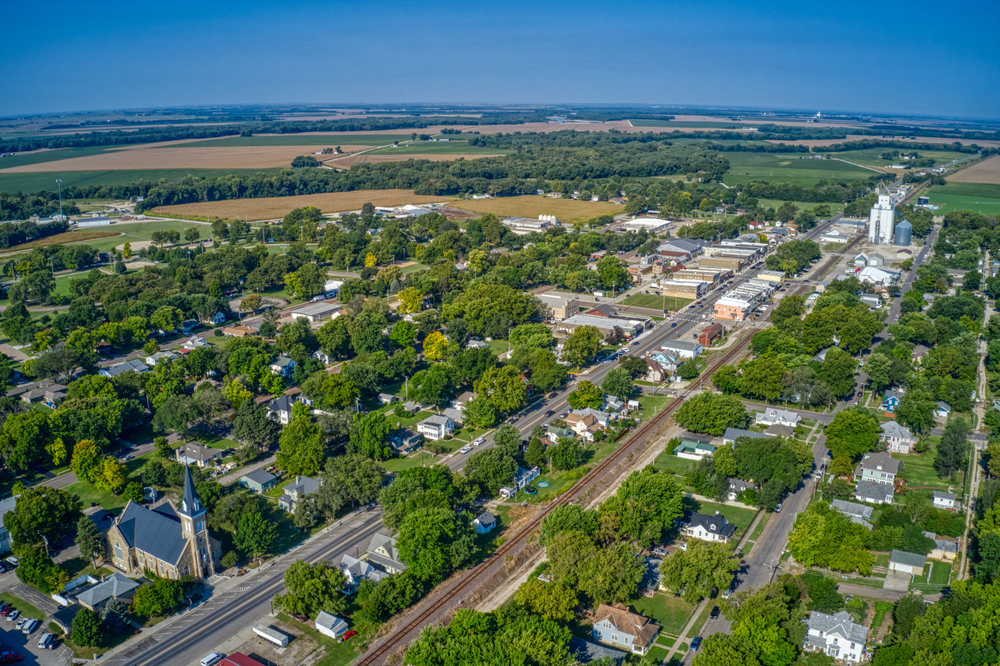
3,0 -> 998,120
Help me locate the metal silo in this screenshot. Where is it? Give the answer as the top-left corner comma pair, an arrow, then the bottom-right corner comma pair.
894,219 -> 912,246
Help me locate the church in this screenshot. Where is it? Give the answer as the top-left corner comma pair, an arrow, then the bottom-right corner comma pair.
106,466 -> 221,580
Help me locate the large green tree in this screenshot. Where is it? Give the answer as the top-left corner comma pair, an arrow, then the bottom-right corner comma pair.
659,539 -> 742,604
396,506 -> 477,584
674,392 -> 749,435
824,407 -> 881,460
273,560 -> 348,620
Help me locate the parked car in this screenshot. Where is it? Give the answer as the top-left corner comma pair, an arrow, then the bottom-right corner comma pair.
4,557 -> 16,567
459,446 -> 472,454
721,589 -> 732,599
341,630 -> 357,642
690,637 -> 702,651
21,619 -> 38,635
473,437 -> 485,446
775,503 -> 783,513
201,654 -> 225,666
14,619 -> 25,631
37,633 -> 54,650
6,611 -> 18,622
710,607 -> 720,620
0,652 -> 22,663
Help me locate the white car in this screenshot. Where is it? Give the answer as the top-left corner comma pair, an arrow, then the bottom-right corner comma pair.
201,654 -> 225,666
22,618 -> 38,634
473,437 -> 485,446
459,446 -> 472,454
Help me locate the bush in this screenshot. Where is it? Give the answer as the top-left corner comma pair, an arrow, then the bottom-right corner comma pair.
220,551 -> 239,569
214,329 -> 223,337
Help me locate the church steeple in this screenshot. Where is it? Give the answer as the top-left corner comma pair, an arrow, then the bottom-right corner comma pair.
178,465 -> 214,578
179,464 -> 203,518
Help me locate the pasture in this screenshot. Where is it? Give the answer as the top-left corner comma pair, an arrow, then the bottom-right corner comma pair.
0,145 -> 112,169
722,153 -> 877,188
925,183 -> 1000,215
948,155 -> 1000,184
449,195 -> 621,223
0,168 -> 287,194
151,189 -> 449,220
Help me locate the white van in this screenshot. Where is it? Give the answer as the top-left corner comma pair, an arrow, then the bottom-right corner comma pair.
201,654 -> 225,666
37,633 -> 54,649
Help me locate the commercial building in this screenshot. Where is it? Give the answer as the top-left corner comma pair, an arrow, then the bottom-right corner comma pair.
868,188 -> 896,244
535,292 -> 580,321
657,278 -> 706,299
557,314 -> 643,339
671,268 -> 726,285
755,270 -> 785,284
660,339 -> 703,359
658,239 -> 707,256
699,256 -> 745,271
290,302 -> 342,323
620,217 -> 671,234
77,216 -> 112,227
501,215 -> 560,235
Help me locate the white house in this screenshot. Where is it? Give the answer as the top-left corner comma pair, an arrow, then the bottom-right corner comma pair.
933,491 -> 956,510
270,355 -> 297,378
726,478 -> 754,501
473,511 -> 497,535
314,611 -> 349,640
935,401 -> 952,418
203,312 -> 226,326
802,611 -> 867,663
99,359 -> 149,378
755,408 -> 800,428
183,336 -> 209,350
681,512 -> 736,543
591,604 -> 660,656
660,340 -> 703,359
722,428 -> 773,446
143,351 -> 178,367
500,466 -> 540,499
881,421 -> 916,454
417,415 -> 454,441
672,440 -> 716,460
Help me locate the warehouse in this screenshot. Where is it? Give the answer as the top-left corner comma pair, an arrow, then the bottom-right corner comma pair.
77,216 -> 112,227
658,279 -> 706,299
556,314 -> 643,339
290,302 -> 342,323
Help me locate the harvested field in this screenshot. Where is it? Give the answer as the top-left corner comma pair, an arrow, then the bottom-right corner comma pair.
449,196 -> 622,223
151,189 -> 449,221
0,230 -> 120,254
0,144 -> 373,173
327,153 -> 500,167
948,155 -> 1000,184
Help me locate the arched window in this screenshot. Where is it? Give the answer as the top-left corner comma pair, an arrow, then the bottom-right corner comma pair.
113,542 -> 122,561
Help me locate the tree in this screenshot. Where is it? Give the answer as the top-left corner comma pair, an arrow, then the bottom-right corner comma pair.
824,407 -> 881,460
150,305 -> 183,334
277,415 -> 325,475
70,439 -> 102,483
122,482 -> 144,503
524,438 -> 546,468
740,357 -> 787,401
562,325 -> 602,367
659,540 -> 741,603
619,355 -> 648,379
465,447 -> 518,496
596,255 -> 632,291
232,400 -> 280,452
102,597 -> 130,634
601,368 -> 636,401
770,294 -> 806,329
234,510 -> 277,562
273,559 -> 348,620
786,501 -> 874,574
674,392 -> 749,435
389,320 -> 417,349
512,579 -> 578,622
240,293 -> 262,313
184,227 -> 201,243
349,410 -> 391,460
567,380 -> 603,409
462,397 -> 496,429
130,577 -> 183,617
4,486 -> 81,545
539,504 -> 599,545
510,323 -> 556,350
600,466 -> 684,548
805,577 -> 844,613
935,418 -> 970,478
577,541 -> 646,605
95,457 -> 128,494
550,438 -> 585,471
0,409 -> 50,472
817,347 -> 858,398
72,607 -> 105,647
76,515 -> 104,568
397,287 -> 424,314
422,331 -> 449,360
474,365 -> 526,414
396,507 -> 477,583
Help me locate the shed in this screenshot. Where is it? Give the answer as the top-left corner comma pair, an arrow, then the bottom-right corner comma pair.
315,611 -> 349,640
889,549 -> 926,576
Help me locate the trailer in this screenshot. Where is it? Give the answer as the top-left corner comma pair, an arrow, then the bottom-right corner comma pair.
253,624 -> 290,647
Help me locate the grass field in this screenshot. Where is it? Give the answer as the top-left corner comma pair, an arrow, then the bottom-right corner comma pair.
0,229 -> 121,255
448,195 -> 622,223
0,168 -> 288,194
686,499 -> 758,538
0,145 -> 113,169
152,189 -> 447,220
754,198 -> 846,214
366,140 -> 511,156
722,153 -> 877,188
817,147 -> 970,168
893,449 -> 956,492
926,182 -> 1000,215
630,594 -> 694,635
621,293 -> 693,311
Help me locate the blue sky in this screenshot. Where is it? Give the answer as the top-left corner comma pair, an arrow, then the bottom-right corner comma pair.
3,0 -> 998,119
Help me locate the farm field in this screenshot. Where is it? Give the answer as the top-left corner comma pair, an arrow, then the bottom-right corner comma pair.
722,153 -> 878,188
176,133 -> 410,147
816,147 -> 971,168
947,155 -> 1000,184
0,229 -> 120,254
629,119 -> 745,129
0,168 -> 287,194
448,195 -> 621,223
365,140 -> 511,156
2,220 -> 216,259
151,189 -> 449,220
0,145 -> 113,169
925,182 -> 1000,215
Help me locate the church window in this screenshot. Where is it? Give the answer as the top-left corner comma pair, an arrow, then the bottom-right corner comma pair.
113,542 -> 122,561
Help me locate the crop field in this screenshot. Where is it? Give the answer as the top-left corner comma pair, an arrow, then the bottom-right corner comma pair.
0,145 -> 113,169
366,140 -> 511,156
948,155 -> 1000,184
449,195 -> 621,223
0,168 -> 287,194
175,133 -> 409,147
0,229 -> 121,254
629,119 -> 746,129
722,153 -> 878,188
816,147 -> 970,168
926,182 -> 1000,215
152,189 -> 449,220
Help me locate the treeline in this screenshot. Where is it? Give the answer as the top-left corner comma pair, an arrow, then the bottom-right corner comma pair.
741,173 -> 893,204
0,126 -> 242,153
820,139 -> 987,154
0,219 -> 70,248
0,193 -> 81,222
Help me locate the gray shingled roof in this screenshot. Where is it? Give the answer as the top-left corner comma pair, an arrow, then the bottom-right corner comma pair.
831,499 -> 873,520
242,468 -> 277,485
858,452 -> 900,475
686,512 -> 736,539
116,501 -> 187,564
76,573 -> 140,607
891,549 -> 927,568
855,479 -> 894,503
567,637 -> 627,666
723,427 -> 773,442
805,610 -> 867,643
934,491 -> 956,501
881,421 -> 913,439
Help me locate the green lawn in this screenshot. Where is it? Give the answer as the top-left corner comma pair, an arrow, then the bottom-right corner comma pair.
687,603 -> 716,638
0,593 -> 44,620
629,594 -> 694,635
63,450 -> 155,511
515,466 -> 589,505
653,453 -> 696,476
685,499 -> 758,539
382,451 -> 437,473
910,561 -> 951,591
637,395 -> 672,420
818,147 -> 970,168
874,553 -> 890,568
61,557 -> 113,580
0,145 -> 115,169
893,449 -> 957,492
647,647 -> 670,663
722,153 -> 878,188
629,120 -> 743,129
925,183 -> 1000,215
279,613 -> 375,666
621,293 -> 692,312
190,430 -> 240,450
870,601 -> 893,639
755,198 -> 847,214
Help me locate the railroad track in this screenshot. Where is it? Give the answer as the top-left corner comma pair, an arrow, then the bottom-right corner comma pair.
356,309 -> 766,666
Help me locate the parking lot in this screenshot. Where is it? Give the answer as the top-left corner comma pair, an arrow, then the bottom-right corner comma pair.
0,619 -> 72,666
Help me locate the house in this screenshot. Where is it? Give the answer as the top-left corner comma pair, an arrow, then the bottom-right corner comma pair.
644,358 -> 669,383
451,391 -> 477,410
75,573 -> 141,611
936,401 -> 952,418
933,491 -> 956,510
802,610 -> 867,663
202,311 -> 226,326
183,336 -> 209,350
0,496 -> 16,553
473,511 -> 497,534
466,340 -> 488,349
401,401 -> 420,415
673,440 -> 716,460
547,425 -> 575,440
727,478 -> 754,501
591,603 -> 660,656
925,532 -> 959,561
441,407 -> 464,426
764,423 -> 796,438
722,428 -> 773,446
107,467 -> 221,580
240,469 -> 279,494
566,412 -> 600,436
387,429 -> 422,455
889,550 -> 926,576
755,407 -> 800,428
99,359 -> 150,378
314,611 -> 350,640
855,479 -> 895,505
144,351 -> 178,366
364,532 -> 408,574
567,637 -> 628,666
572,408 -> 612,428
268,394 -> 298,425
312,349 -> 333,365
290,302 -> 342,324
417,414 -> 454,441
855,452 -> 900,485
378,393 -> 398,405
881,389 -> 903,413
339,554 -> 389,593
881,421 -> 915,454
660,339 -> 703,359
830,499 -> 874,529
278,476 -> 322,513
860,293 -> 882,309
180,319 -> 199,334
697,324 -> 724,346
911,345 -> 930,364
222,325 -> 257,337
604,396 -> 625,413
681,512 -> 736,543
20,383 -> 66,407
175,443 -> 224,468
500,466 -> 540,499
270,355 -> 297,378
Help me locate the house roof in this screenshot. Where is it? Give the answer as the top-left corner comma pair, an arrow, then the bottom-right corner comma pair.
728,478 -> 754,493
934,491 -> 956,501
831,499 -> 873,520
805,611 -> 867,643
176,443 -> 222,463
890,549 -> 927,568
76,573 -> 140,607
269,395 -> 296,414
858,452 -> 900,475
700,323 -> 724,337
758,407 -> 799,422
937,401 -> 952,412
723,427 -> 773,442
441,408 -> 463,422
103,359 -> 149,377
455,391 -> 477,403
115,501 -> 188,564
340,553 -> 390,586
593,603 -> 660,647
884,389 -> 903,403
764,424 -> 796,437
315,611 -> 349,636
378,393 -> 396,401
420,414 -> 452,428
881,421 -> 913,439
686,512 -> 736,538
476,511 -> 496,527
242,469 -> 277,485
286,476 -> 321,497
661,339 -> 701,352
271,355 -> 295,368
0,496 -> 16,531
912,344 -> 930,358
854,479 -> 894,503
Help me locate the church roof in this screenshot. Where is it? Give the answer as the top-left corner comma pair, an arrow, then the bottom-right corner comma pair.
180,465 -> 203,516
116,501 -> 188,564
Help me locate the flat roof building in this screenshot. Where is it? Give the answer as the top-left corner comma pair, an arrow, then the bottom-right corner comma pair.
556,314 -> 643,339
290,302 -> 342,323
